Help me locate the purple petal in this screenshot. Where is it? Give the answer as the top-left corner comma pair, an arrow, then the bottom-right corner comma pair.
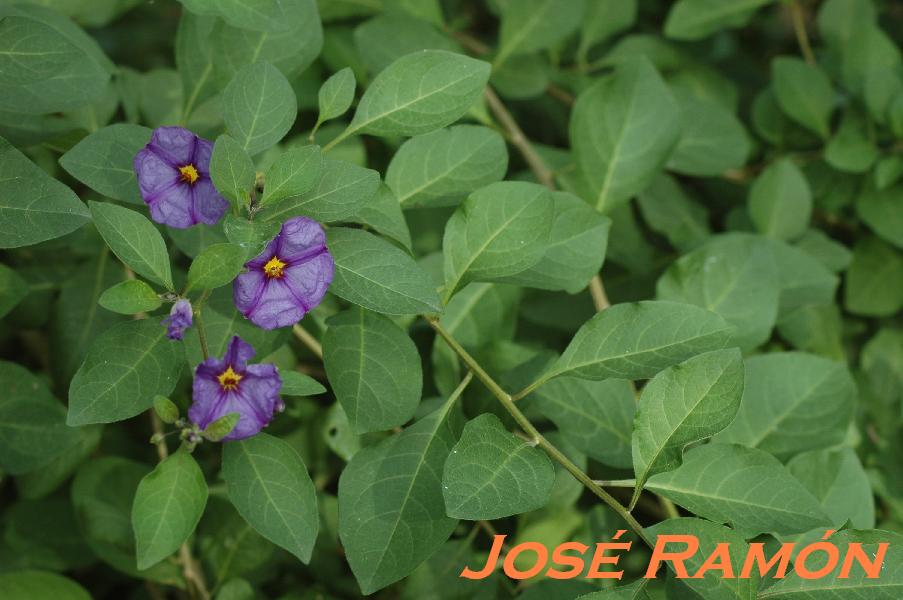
189,363 -> 282,441
223,335 -> 256,369
162,299 -> 193,340
282,253 -> 333,313
148,126 -> 197,165
275,216 -> 329,262
191,178 -> 229,225
134,148 -> 179,198
240,278 -> 306,330
147,182 -> 196,229
192,137 -> 214,174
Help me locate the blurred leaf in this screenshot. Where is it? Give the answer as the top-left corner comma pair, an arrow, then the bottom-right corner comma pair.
665,0 -> 777,40
772,57 -> 834,139
844,237 -> 903,317
496,0 -> 585,66
748,159 -> 812,241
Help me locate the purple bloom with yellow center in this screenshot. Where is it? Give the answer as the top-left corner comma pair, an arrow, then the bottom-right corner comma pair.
189,336 -> 283,441
162,299 -> 193,340
233,216 -> 334,330
134,126 -> 229,229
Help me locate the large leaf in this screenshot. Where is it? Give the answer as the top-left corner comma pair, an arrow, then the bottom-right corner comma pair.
646,443 -> 831,536
748,159 -> 812,241
327,227 -> 442,315
222,62 -> 297,155
0,136 -> 90,248
772,56 -> 834,139
0,263 -> 28,319
857,185 -> 903,249
67,319 -> 183,425
132,450 -> 208,570
716,352 -> 856,459
664,0 -> 777,40
844,236 -> 903,317
570,57 -> 681,213
495,0 -> 585,66
666,91 -> 750,177
0,570 -> 91,600
631,348 -> 743,506
259,145 -> 323,207
179,0 -> 319,33
222,433 -> 319,563
323,307 -> 422,433
442,413 -> 554,519
348,50 -> 490,137
788,447 -> 875,529
59,124 -> 152,204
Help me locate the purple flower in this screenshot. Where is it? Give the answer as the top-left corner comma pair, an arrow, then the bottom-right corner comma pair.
134,126 -> 229,229
233,216 -> 334,330
189,336 -> 283,441
162,299 -> 193,340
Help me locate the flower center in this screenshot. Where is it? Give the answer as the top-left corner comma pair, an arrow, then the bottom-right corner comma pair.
179,164 -> 199,185
217,366 -> 243,391
263,256 -> 286,279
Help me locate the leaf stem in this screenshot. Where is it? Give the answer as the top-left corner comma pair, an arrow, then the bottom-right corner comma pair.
321,125 -> 356,154
790,1 -> 816,65
588,274 -> 611,311
292,323 -> 324,360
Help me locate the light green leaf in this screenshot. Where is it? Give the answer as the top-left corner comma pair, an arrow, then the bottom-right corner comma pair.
748,159 -> 812,241
59,124 -> 152,204
0,263 -> 28,318
844,237 -> 903,317
496,0 -> 585,67
223,214 -> 280,261
772,57 -> 834,139
175,12 -> 217,121
341,184 -> 413,250
327,227 -> 442,315
795,229 -> 853,272
664,0 -> 777,40
570,57 -> 681,213
260,158 -> 378,224
348,50 -> 490,137
817,0 -> 877,49
578,0 -> 638,62
632,349 -> 744,507
132,450 -> 208,570
386,125 -> 508,209
179,0 -> 319,33
765,237 -> 839,314
260,145 -> 323,207
857,185 -> 903,249
717,352 -> 855,459
317,67 -> 356,125
533,378 -> 635,468
98,280 -> 162,315
323,307 -> 422,433
222,433 -> 319,563
210,135 -> 256,208
544,301 -> 732,384
67,319 -> 182,425
647,443 -> 831,536
777,303 -> 845,360
89,201 -> 174,290
222,62 -> 297,155
338,388 -> 463,594
0,570 -> 91,600
657,233 -> 780,350
280,371 -> 326,396
186,243 -> 246,292
353,13 -> 459,75
637,174 -> 711,252
442,181 -> 554,300
0,136 -> 91,249
666,91 -> 750,177
825,108 -> 879,173
788,447 -> 875,529
442,413 -> 554,519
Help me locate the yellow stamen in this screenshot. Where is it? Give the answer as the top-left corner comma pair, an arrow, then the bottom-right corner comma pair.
263,256 -> 286,279
217,366 -> 242,391
179,164 -> 199,185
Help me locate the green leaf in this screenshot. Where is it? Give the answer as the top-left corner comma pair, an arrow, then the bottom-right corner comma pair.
210,135 -> 256,208
98,280 -> 162,315
631,349 -> 744,507
647,443 -> 831,536
545,301 -> 732,384
533,378 -> 635,468
844,237 -> 903,317
495,191 -> 610,294
179,0 -> 318,33
664,0 -> 777,40
89,201 -> 174,290
443,181 -> 554,299
186,243 -> 246,292
348,50 -> 490,137
772,57 -> 834,139
222,215 -> 280,261
788,447 -> 875,529
496,0 -> 585,66
824,108 -> 879,173
327,227 -> 442,315
716,352 -> 856,459
0,4 -> 112,114
260,145 -> 323,207
578,0 -> 638,61
338,389 -> 463,594
570,57 -> 681,213
59,124 -> 152,204
132,450 -> 208,570
317,67 -> 356,124
0,136 -> 91,249
353,14 -> 460,76
666,91 -> 750,177
153,396 -> 179,424
222,62 -> 297,155
386,125 -> 508,209
175,12 -> 217,121
67,319 -> 183,425
0,263 -> 28,318
0,361 -> 80,475
0,570 -> 91,600
657,233 -> 780,350
817,0 -> 877,49
748,159 -> 812,241
857,185 -> 903,248
795,229 -> 853,272
280,371 -> 326,396
765,237 -> 839,314
323,307 -> 422,433
222,433 -> 318,562
342,184 -> 413,250
576,580 -> 650,599
442,413 -> 554,519
637,174 -> 711,252
201,412 -> 239,441
260,158 -> 378,224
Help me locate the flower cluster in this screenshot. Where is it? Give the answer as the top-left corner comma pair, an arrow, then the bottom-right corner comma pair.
135,126 -> 334,441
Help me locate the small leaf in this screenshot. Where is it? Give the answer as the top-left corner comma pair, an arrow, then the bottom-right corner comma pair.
222,62 -> 297,155
323,307 -> 422,433
664,0 -> 776,40
98,280 -> 162,315
353,13 -> 459,75
496,0 -> 584,65
210,134 -> 256,208
772,56 -> 834,139
153,396 -> 179,425
202,412 -> 239,442
666,91 -> 750,177
0,571 -> 91,600
578,0 -> 637,61
748,159 -> 812,241
857,185 -> 903,248
89,201 -> 174,290
222,215 -> 280,261
0,263 -> 28,319
132,450 -> 208,570
186,243 -> 246,292
317,67 -> 356,125
824,109 -> 879,173
260,145 -> 323,207
179,0 -> 317,33
280,371 -> 326,396
442,413 -> 554,519
844,237 -> 903,317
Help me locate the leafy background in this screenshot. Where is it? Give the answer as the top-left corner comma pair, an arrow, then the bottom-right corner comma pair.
0,0 -> 901,599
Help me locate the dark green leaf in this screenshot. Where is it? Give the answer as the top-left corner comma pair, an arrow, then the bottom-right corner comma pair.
210,135 -> 256,208
222,62 -> 297,155
59,124 -> 152,204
